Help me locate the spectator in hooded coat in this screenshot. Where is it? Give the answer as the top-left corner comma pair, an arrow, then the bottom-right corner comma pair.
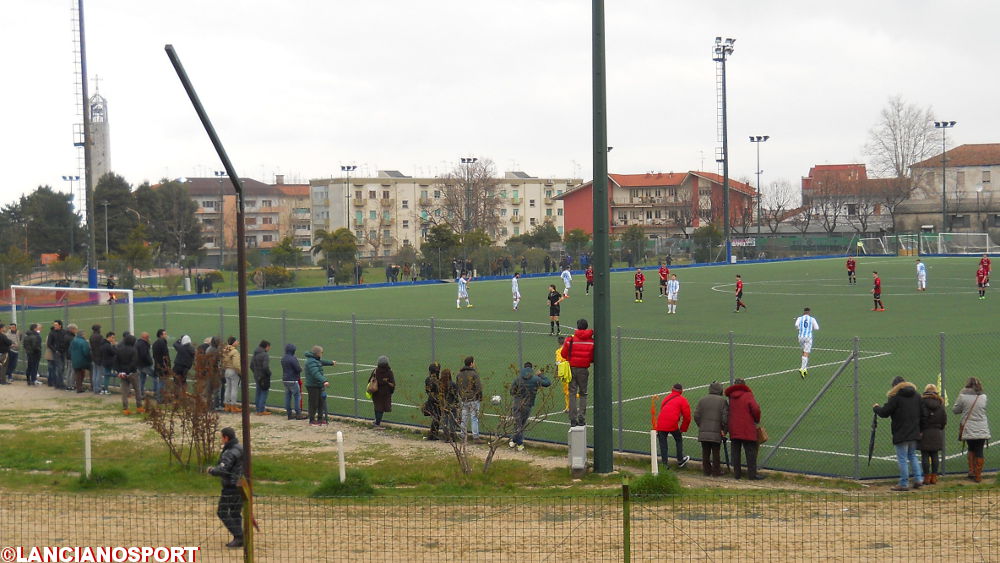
953,377 -> 990,483
919,384 -> 947,485
251,340 -> 272,415
369,355 -> 396,428
694,381 -> 728,477
281,343 -> 304,420
874,376 -> 923,491
725,378 -> 763,480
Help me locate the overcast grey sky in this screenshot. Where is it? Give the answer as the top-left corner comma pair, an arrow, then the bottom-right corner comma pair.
3,0 -> 998,207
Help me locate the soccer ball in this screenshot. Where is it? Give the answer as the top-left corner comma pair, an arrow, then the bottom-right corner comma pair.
490,395 -> 502,406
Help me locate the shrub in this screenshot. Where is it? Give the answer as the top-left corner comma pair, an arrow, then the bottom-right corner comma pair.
311,469 -> 375,497
630,471 -> 681,496
204,270 -> 224,283
75,468 -> 128,489
250,266 -> 294,288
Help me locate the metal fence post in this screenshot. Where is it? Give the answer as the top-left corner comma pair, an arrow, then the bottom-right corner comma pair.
63,302 -> 69,325
617,326 -> 623,456
352,314 -> 358,417
110,299 -> 116,333
218,307 -> 225,339
518,321 -> 523,369
430,317 -> 436,363
161,303 -> 167,331
940,332 -> 946,475
853,336 -> 860,480
622,476 -> 631,563
728,331 -> 735,385
281,310 -> 287,351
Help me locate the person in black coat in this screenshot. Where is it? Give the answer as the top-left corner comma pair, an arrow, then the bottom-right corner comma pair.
116,334 -> 141,414
89,325 -> 105,395
207,427 -> 245,549
45,321 -> 66,388
151,329 -> 170,402
423,362 -> 442,440
172,335 -> 196,393
919,384 -> 947,485
99,333 -> 117,395
22,324 -> 42,386
873,376 -> 924,491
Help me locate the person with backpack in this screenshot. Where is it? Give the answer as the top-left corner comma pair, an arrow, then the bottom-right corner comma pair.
508,362 -> 552,451
655,383 -> 692,469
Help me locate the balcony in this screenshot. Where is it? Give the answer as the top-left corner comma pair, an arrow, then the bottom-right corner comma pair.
380,217 -> 394,226
511,198 -> 521,205
353,218 -> 365,227
380,198 -> 395,208
418,198 -> 432,207
544,197 -> 553,205
543,215 -> 555,223
353,199 -> 366,207
510,216 -> 522,224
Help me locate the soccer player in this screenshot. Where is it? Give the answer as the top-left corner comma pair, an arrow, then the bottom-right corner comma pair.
872,271 -> 884,311
734,274 -> 747,312
547,284 -> 566,335
456,272 -> 472,309
584,264 -> 594,295
981,254 -> 992,286
658,262 -> 670,297
560,266 -> 572,297
977,265 -> 988,300
846,256 -> 857,285
666,274 -> 679,314
794,307 -> 819,379
634,269 -> 646,303
511,272 -> 521,310
916,259 -> 927,291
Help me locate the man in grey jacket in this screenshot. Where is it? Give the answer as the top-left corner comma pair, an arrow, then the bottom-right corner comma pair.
693,381 -> 728,477
207,427 -> 244,548
5,323 -> 20,382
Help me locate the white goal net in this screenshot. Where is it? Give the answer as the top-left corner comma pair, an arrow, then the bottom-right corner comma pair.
6,285 -> 135,336
919,233 -> 996,255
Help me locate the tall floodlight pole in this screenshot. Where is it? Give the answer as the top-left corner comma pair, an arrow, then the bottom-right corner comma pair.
341,165 -> 357,231
78,0 -> 97,287
934,121 -> 956,232
749,136 -> 768,235
591,0 -> 612,474
460,157 -> 477,270
713,37 -> 735,262
62,175 -> 80,253
214,171 -> 227,269
976,184 -> 984,231
101,200 -> 110,255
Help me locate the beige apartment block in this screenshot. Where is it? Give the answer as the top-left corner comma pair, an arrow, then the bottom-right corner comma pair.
309,171 -> 580,259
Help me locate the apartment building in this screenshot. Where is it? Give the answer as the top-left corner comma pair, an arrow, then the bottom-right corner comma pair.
908,143 -> 1000,232
309,171 -> 580,259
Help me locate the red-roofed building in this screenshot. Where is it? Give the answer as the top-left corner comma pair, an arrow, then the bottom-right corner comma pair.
555,171 -> 756,238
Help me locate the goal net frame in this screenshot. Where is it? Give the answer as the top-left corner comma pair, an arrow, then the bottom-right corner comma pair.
9,285 -> 135,336
851,236 -> 889,256
919,233 -> 996,255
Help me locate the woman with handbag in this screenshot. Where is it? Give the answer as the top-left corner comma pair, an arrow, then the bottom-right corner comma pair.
368,355 -> 395,429
953,377 -> 989,483
725,378 -> 764,480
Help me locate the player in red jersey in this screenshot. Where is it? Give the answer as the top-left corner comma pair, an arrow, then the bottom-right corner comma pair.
658,262 -> 670,297
734,274 -> 747,312
846,257 -> 857,285
872,271 -> 885,311
980,254 -> 991,286
634,269 -> 646,303
584,265 -> 594,295
977,265 -> 989,300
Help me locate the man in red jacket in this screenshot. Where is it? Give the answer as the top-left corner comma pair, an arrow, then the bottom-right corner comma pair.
560,319 -> 595,427
725,378 -> 763,480
655,383 -> 692,468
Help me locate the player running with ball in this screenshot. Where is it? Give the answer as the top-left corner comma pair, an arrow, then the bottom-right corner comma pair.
794,307 -> 819,379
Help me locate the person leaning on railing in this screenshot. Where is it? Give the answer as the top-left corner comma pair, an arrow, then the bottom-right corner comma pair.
304,345 -> 334,425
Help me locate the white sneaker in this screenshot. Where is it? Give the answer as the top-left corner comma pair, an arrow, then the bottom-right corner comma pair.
678,455 -> 690,468
508,440 -> 516,448
516,445 -> 525,452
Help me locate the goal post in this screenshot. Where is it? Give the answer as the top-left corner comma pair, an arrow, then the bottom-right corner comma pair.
936,233 -> 995,255
8,286 -> 134,336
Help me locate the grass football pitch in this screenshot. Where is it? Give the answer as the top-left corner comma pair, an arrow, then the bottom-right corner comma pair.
24,256 -> 998,478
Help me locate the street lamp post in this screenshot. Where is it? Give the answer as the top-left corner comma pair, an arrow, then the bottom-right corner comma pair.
341,165 -> 357,231
749,135 -> 769,235
460,157 -> 478,234
976,184 -> 984,231
101,200 -> 110,256
713,37 -> 735,262
62,175 -> 80,253
214,170 -> 227,269
934,121 -> 956,232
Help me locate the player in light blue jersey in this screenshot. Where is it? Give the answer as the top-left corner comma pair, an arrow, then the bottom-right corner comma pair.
560,267 -> 572,297
666,274 -> 680,314
456,273 -> 472,308
916,259 -> 927,291
794,307 -> 819,378
511,272 -> 521,310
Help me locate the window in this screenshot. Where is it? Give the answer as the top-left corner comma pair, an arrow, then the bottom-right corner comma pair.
421,210 -> 429,220
513,227 -> 520,236
558,208 -> 564,216
384,249 -> 391,257
369,230 -> 377,240
557,190 -> 563,195
558,226 -> 564,234
369,210 -> 377,220
369,190 -> 376,199
957,171 -> 966,188
402,220 -> 409,229
433,190 -> 441,199
382,190 -> 390,199
847,204 -> 858,216
530,218 -> 537,226
654,210 -> 662,219
500,190 -> 507,199
401,200 -> 409,209
205,237 -> 216,246
355,211 -> 363,221
262,217 -> 273,225
202,200 -> 215,208
421,227 -> 428,238
500,227 -> 508,236
382,211 -> 390,220
262,234 -> 273,243
420,190 -> 428,199
993,215 -> 1000,227
951,215 -> 970,228
202,218 -> 215,227
261,200 -> 272,208
646,211 -> 652,219
699,188 -> 711,196
668,187 -> 677,198
245,235 -> 257,247
434,209 -> 441,216
545,190 -> 552,198
618,212 -> 627,221
356,230 -> 364,240
246,200 -> 257,208
403,239 -> 410,246
512,208 -> 520,217
355,190 -> 363,199
513,190 -> 520,199
546,209 -> 553,216
245,217 -> 257,226
500,208 -> 507,216
383,230 -> 391,239
985,170 -> 992,184
529,199 -> 536,207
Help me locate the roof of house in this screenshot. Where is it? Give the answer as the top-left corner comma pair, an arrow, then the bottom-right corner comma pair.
689,171 -> 756,196
276,185 -> 310,197
162,177 -> 273,197
911,143 -> 1000,168
555,171 -> 756,200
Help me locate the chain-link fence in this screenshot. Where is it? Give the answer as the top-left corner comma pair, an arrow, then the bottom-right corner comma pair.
3,489 -> 998,561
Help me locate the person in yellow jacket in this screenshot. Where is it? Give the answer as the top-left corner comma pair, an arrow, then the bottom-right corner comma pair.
555,336 -> 572,412
220,337 -> 242,412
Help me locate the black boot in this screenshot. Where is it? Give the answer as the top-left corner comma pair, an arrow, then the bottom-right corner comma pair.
226,537 -> 244,548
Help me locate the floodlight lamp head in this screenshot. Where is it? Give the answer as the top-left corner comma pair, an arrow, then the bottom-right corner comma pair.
763,135 -> 770,141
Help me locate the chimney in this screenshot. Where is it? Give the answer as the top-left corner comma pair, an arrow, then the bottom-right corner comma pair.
275,174 -> 285,185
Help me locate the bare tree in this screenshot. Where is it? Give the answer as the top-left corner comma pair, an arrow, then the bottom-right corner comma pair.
875,177 -> 916,233
760,179 -> 796,234
674,207 -> 695,238
812,175 -> 850,234
790,202 -> 813,234
864,95 -> 937,179
847,180 -> 881,235
432,159 -> 503,237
